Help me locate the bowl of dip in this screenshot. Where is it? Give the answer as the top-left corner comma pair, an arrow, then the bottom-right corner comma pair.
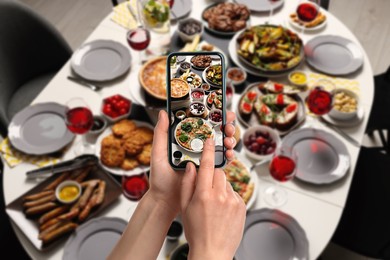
288,70 -> 308,87
55,180 -> 81,204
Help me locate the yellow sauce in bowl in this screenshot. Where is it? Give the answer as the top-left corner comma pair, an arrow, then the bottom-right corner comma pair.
289,71 -> 307,86
56,180 -> 81,204
59,185 -> 80,202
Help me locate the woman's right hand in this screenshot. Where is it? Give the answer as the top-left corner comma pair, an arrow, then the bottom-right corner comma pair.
180,138 -> 247,260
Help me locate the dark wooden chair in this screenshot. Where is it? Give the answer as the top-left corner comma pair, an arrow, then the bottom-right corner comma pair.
365,66 -> 390,153
0,0 -> 72,137
331,147 -> 390,258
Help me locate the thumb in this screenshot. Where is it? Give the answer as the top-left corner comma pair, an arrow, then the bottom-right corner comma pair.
180,162 -> 196,212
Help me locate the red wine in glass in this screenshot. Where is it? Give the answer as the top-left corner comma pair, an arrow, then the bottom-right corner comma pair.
307,87 -> 333,116
66,107 -> 93,134
269,155 -> 296,182
297,2 -> 319,22
127,28 -> 151,51
122,173 -> 149,201
167,0 -> 174,8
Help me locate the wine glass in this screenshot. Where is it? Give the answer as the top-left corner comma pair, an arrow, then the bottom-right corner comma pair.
267,0 -> 280,24
295,0 -> 321,35
264,147 -> 297,207
65,98 -> 94,155
126,4 -> 151,65
122,171 -> 149,201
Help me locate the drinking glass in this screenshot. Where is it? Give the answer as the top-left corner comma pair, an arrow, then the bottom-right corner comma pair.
295,0 -> 320,35
267,0 -> 280,24
137,0 -> 171,56
65,98 -> 94,155
122,171 -> 149,202
264,147 -> 297,207
126,3 -> 151,65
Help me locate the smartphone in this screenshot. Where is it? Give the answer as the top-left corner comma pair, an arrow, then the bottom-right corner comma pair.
167,52 -> 226,169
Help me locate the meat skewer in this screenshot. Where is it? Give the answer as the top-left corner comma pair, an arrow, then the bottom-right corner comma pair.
23,194 -> 56,208
39,205 -> 69,225
43,172 -> 70,191
40,222 -> 78,245
25,202 -> 58,216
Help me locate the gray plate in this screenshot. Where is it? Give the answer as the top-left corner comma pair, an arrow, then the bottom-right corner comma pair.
234,0 -> 284,12
171,0 -> 192,21
71,40 -> 131,82
8,102 -> 74,155
63,217 -> 127,260
235,208 -> 309,260
282,128 -> 350,184
305,35 -> 364,76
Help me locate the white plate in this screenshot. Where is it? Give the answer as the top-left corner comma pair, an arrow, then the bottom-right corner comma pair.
174,118 -> 215,153
95,120 -> 154,176
287,11 -> 327,32
234,0 -> 284,12
63,217 -> 127,260
71,40 -> 131,82
322,106 -> 365,128
230,153 -> 259,210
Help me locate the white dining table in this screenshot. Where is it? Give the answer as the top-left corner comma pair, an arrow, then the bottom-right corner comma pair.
2,0 -> 374,259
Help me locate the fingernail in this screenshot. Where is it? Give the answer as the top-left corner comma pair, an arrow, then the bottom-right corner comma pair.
206,138 -> 214,146
158,110 -> 163,120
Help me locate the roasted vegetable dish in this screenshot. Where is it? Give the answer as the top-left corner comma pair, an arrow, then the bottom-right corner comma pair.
237,25 -> 303,71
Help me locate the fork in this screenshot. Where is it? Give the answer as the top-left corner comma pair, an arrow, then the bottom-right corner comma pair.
67,76 -> 103,91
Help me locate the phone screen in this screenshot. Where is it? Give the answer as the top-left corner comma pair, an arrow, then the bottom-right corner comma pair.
167,52 -> 226,169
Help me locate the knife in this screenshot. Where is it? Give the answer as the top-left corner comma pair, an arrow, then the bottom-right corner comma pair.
320,119 -> 360,148
26,154 -> 98,180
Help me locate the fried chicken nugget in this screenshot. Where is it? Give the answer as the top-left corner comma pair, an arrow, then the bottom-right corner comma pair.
133,127 -> 154,144
121,157 -> 140,170
123,138 -> 144,156
112,119 -> 136,138
100,140 -> 125,167
101,134 -> 121,147
136,144 -> 152,165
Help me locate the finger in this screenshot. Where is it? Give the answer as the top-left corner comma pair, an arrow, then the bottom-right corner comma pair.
213,168 -> 227,192
225,149 -> 235,161
226,111 -> 236,124
224,137 -> 236,150
151,111 -> 169,162
180,162 -> 197,211
226,180 -> 240,203
197,138 -> 215,190
224,123 -> 235,138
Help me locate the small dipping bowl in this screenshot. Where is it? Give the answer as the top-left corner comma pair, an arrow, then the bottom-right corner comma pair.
201,83 -> 210,92
167,220 -> 183,241
55,180 -> 81,204
288,70 -> 308,87
189,102 -> 206,116
191,88 -> 205,102
209,108 -> 223,125
175,110 -> 187,120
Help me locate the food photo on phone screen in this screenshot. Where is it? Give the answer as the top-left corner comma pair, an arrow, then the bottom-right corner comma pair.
167,52 -> 226,169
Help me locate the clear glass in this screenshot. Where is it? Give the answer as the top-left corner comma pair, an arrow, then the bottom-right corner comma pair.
122,171 -> 149,202
306,78 -> 334,127
64,98 -> 94,155
264,147 -> 297,207
137,0 -> 171,56
295,0 -> 320,35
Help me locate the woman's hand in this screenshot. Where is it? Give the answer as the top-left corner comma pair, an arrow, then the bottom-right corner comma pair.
148,110 -> 237,217
180,138 -> 246,260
